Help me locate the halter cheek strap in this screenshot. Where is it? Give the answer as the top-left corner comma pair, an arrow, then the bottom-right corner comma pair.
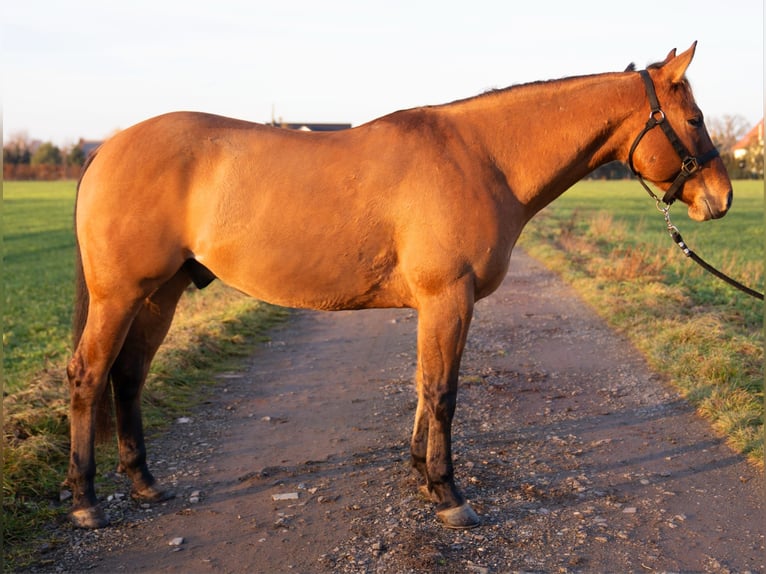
628,70 -> 720,205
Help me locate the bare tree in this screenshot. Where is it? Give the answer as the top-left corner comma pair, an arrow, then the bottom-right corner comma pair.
707,114 -> 750,152
3,131 -> 33,164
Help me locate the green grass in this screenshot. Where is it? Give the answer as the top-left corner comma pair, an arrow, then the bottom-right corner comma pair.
519,179 -> 764,463
4,181 -> 77,394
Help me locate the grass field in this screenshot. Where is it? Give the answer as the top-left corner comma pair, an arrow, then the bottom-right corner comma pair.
521,180 -> 763,323
2,178 -> 763,566
4,181 -> 77,394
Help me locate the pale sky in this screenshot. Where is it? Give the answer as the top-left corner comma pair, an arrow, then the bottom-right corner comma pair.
3,0 -> 763,147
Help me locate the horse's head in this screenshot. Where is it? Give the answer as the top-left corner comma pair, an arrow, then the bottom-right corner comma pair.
627,42 -> 732,221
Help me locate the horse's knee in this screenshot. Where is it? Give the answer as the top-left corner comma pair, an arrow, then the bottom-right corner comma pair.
416,378 -> 456,420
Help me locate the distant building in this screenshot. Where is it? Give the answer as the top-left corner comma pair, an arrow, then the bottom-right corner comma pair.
731,119 -> 764,178
268,121 -> 352,132
78,139 -> 103,157
732,118 -> 764,160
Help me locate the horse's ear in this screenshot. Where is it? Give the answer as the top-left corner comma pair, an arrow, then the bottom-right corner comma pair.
663,48 -> 677,63
662,42 -> 697,83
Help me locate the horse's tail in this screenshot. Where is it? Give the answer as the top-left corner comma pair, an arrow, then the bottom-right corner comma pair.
72,216 -> 87,350
73,149 -> 115,442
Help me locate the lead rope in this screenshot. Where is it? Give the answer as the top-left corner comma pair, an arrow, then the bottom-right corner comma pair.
635,174 -> 763,300
645,192 -> 764,300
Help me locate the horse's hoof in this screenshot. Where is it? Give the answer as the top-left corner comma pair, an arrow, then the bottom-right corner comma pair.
131,484 -> 175,503
436,503 -> 480,529
69,506 -> 109,529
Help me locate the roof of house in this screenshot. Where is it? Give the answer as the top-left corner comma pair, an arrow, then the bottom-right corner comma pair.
79,140 -> 103,156
269,122 -> 352,132
732,118 -> 764,151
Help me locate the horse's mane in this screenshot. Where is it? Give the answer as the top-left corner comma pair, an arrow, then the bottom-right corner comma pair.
434,58 -> 682,112
447,69 -> 623,108
626,59 -> 665,72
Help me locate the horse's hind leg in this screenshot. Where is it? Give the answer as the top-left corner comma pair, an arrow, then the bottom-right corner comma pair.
110,269 -> 191,502
67,297 -> 144,528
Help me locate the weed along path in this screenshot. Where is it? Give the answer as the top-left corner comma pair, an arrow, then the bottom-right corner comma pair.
32,251 -> 762,573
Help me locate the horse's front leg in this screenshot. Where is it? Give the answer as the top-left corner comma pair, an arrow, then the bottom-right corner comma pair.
411,277 -> 480,529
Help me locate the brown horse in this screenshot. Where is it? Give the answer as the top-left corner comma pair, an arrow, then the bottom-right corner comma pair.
66,43 -> 731,529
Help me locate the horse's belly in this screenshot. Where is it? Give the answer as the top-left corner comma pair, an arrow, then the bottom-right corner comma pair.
198,240 -> 410,311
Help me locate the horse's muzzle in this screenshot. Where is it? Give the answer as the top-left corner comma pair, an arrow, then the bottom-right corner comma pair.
711,189 -> 733,220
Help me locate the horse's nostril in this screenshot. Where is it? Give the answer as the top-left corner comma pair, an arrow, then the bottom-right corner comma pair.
726,189 -> 733,210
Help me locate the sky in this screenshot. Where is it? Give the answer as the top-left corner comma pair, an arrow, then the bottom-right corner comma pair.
3,0 -> 763,147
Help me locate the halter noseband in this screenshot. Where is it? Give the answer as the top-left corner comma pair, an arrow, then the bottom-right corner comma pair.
627,70 -> 719,205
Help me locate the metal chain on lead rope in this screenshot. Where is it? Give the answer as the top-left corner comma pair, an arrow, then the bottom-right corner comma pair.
651,194 -> 764,301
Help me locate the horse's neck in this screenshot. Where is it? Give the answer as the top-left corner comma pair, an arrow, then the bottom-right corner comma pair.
448,73 -> 639,215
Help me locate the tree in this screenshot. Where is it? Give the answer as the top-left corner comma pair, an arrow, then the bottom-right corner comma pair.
707,114 -> 749,153
3,132 -> 32,165
30,142 -> 62,166
66,144 -> 86,167
707,115 -> 762,179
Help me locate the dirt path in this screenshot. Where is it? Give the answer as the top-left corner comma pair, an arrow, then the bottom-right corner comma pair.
29,250 -> 763,573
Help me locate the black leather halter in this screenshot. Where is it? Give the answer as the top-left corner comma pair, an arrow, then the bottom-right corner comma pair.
627,70 -> 720,205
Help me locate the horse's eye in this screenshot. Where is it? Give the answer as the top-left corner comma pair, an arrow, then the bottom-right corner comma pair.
687,116 -> 703,128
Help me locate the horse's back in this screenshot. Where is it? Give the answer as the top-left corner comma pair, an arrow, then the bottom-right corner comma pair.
76,112 -> 409,307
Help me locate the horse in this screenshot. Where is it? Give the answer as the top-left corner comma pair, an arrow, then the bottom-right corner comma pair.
66,43 -> 731,529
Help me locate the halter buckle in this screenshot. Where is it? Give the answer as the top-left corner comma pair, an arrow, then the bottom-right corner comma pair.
680,156 -> 699,175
